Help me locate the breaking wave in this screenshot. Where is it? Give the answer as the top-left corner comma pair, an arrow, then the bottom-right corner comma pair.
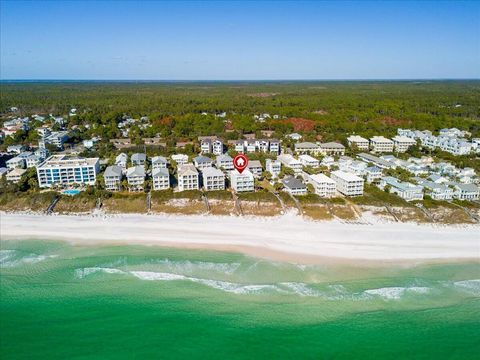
0,250 -> 57,267
453,279 -> 480,294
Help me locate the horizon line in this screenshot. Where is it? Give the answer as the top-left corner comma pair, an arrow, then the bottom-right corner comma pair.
1,78 -> 480,83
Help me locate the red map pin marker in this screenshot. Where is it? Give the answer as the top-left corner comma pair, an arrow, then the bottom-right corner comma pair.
233,154 -> 248,174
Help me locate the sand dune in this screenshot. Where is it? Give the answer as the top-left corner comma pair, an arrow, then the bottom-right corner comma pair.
1,212 -> 479,263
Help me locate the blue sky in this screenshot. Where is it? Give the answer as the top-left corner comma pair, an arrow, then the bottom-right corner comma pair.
1,1 -> 479,80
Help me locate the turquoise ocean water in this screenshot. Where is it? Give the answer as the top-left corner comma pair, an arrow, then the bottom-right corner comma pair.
1,239 -> 479,359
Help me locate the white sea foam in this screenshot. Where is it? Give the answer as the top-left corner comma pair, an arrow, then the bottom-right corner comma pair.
0,250 -> 57,267
75,267 -> 126,279
363,286 -> 430,300
0,250 -> 17,264
453,279 -> 480,294
130,271 -> 186,281
154,259 -> 241,275
280,282 -> 323,297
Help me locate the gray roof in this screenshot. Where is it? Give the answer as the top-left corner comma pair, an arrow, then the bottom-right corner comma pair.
282,176 -> 307,190
127,166 -> 145,177
455,183 -> 479,192
320,142 -> 345,149
295,142 -> 319,149
151,156 -> 168,164
202,167 -> 224,177
366,166 -> 381,173
178,164 -> 199,176
152,168 -> 169,178
104,165 -> 123,177
131,153 -> 146,162
194,155 -> 213,164
248,160 -> 262,169
216,154 -> 232,161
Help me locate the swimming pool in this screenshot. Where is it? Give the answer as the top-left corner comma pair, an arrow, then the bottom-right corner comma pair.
62,189 -> 81,196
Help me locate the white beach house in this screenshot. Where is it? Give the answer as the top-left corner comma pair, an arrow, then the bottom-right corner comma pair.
277,154 -> 302,173
306,173 -> 336,197
216,154 -> 234,171
126,166 -> 146,192
282,176 -> 307,196
230,169 -> 254,192
330,170 -> 364,196
392,135 -> 416,153
370,136 -> 394,153
347,135 -> 369,150
202,166 -> 225,191
266,159 -> 281,178
104,165 -> 123,191
298,154 -> 320,168
151,156 -> 169,170
177,164 -> 199,191
379,176 -> 423,201
152,168 -> 170,191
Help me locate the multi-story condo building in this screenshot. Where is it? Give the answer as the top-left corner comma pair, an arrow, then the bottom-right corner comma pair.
378,176 -> 423,201
202,167 -> 225,191
152,168 -> 170,191
298,154 -> 319,168
230,169 -> 254,192
306,173 -> 336,197
247,160 -> 263,178
151,156 -> 169,170
177,164 -> 199,191
37,155 -> 100,188
347,135 -> 369,150
370,136 -> 394,153
319,142 -> 346,156
126,166 -> 145,192
216,154 -> 234,170
266,159 -> 281,178
392,135 -> 416,153
330,170 -> 364,196
294,142 -> 321,155
277,154 -> 302,173
104,165 -> 123,191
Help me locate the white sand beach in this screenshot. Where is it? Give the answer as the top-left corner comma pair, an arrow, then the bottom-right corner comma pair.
1,212 -> 479,264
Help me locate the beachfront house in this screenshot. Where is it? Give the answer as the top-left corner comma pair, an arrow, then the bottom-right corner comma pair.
247,160 -> 263,178
37,155 -> 100,188
266,159 -> 281,178
6,168 -> 26,183
177,164 -> 199,191
454,183 -> 480,201
298,154 -> 320,168
370,136 -> 394,153
216,154 -> 234,171
392,135 -> 417,153
104,165 -> 123,191
193,155 -> 214,170
277,154 -> 302,174
319,142 -> 346,156
320,156 -> 335,168
306,173 -> 336,197
126,166 -> 145,192
379,176 -> 423,201
421,181 -> 454,200
151,156 -> 169,170
202,166 -> 225,191
347,135 -> 369,150
330,170 -> 364,196
230,169 -> 254,192
282,176 -> 307,196
152,168 -> 170,191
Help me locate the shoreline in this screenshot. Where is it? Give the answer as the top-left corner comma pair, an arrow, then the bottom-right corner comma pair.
1,211 -> 479,265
